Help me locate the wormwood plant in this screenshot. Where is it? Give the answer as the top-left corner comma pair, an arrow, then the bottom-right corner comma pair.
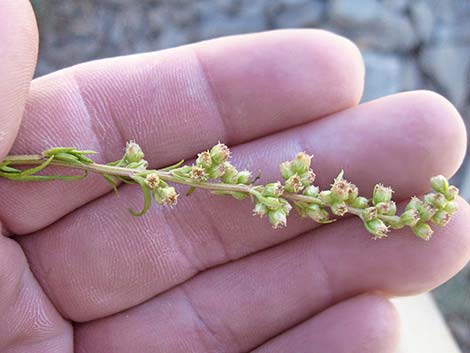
0,142 -> 459,240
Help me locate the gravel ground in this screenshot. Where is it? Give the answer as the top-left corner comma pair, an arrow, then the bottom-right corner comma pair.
31,0 -> 470,350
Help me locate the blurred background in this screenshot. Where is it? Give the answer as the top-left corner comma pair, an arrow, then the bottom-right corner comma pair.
30,0 -> 469,350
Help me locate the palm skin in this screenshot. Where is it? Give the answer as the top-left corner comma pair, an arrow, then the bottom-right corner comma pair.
0,1 -> 469,352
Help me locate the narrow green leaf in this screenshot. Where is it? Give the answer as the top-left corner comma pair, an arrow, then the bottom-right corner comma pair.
129,177 -> 152,217
159,159 -> 185,172
19,155 -> 54,176
69,152 -> 94,164
73,150 -> 97,155
53,152 -> 80,163
0,170 -> 88,181
107,156 -> 126,167
0,165 -> 21,173
117,176 -> 134,184
103,174 -> 119,194
186,186 -> 196,196
43,147 -> 76,156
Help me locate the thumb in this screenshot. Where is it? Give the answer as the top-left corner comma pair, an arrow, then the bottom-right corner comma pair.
0,0 -> 38,159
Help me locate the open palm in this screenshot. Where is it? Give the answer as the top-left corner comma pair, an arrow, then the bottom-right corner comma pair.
1,2 -> 469,352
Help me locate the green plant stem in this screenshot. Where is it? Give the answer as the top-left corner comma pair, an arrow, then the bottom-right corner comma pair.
3,153 -> 384,223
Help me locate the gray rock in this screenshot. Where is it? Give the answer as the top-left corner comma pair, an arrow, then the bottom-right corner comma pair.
400,58 -> 425,91
329,0 -> 418,51
422,0 -> 470,24
197,2 -> 266,40
433,23 -> 470,45
381,0 -> 409,12
268,0 -> 325,28
409,1 -> 434,43
362,51 -> 402,102
156,26 -> 191,49
419,44 -> 470,108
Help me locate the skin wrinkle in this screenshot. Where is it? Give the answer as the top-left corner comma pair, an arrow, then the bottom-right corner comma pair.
178,285 -> 241,353
70,68 -> 126,165
192,46 -> 233,145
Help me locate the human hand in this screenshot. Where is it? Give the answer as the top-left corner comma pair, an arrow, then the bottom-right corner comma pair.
0,1 -> 469,352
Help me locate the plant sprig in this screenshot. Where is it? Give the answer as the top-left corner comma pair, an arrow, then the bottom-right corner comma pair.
1,141 -> 459,240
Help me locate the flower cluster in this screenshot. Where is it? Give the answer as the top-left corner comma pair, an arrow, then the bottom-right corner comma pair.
1,141 -> 459,241
171,142 -> 252,199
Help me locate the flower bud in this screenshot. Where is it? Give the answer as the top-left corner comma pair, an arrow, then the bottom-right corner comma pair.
268,209 -> 287,229
301,170 -> 316,186
144,173 -> 160,189
405,197 -> 423,211
364,218 -> 389,239
154,186 -> 178,207
207,163 -> 226,179
291,152 -> 311,174
285,174 -> 303,193
319,190 -> 334,204
263,182 -> 284,197
189,166 -> 208,182
362,206 -> 378,221
196,151 -> 212,169
376,201 -> 397,216
361,207 -> 378,222
280,161 -> 294,180
331,202 -> 348,216
330,180 -> 350,201
412,222 -> 433,240
417,203 -> 436,222
304,204 -> 330,223
444,185 -> 459,201
387,216 -> 403,229
430,175 -> 449,194
400,209 -> 420,226
127,160 -> 148,170
303,185 -> 320,197
444,201 -> 458,215
350,196 -> 369,209
125,141 -> 144,163
347,183 -> 359,202
253,202 -> 268,217
258,196 -> 284,210
210,143 -> 231,164
424,193 -> 447,209
221,163 -> 238,184
372,184 -> 393,205
280,199 -> 293,214
237,170 -> 252,185
431,210 -> 451,226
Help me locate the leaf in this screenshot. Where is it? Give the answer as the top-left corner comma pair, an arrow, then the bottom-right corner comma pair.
253,170 -> 262,183
103,174 -> 119,194
159,159 -> 185,172
73,150 -> 97,155
129,177 -> 152,217
117,176 -> 134,184
0,165 -> 21,173
107,156 -> 127,167
43,147 -> 76,156
69,152 -> 94,164
334,170 -> 345,183
186,186 -> 196,196
0,170 -> 88,182
53,152 -> 80,163
19,155 -> 54,176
